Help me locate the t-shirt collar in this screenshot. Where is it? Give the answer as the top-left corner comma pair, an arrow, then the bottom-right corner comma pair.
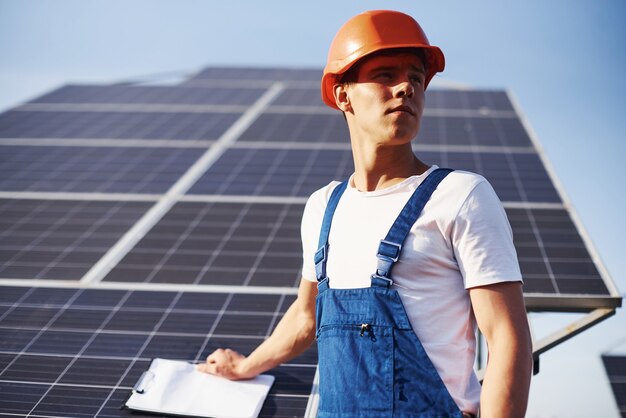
347,165 -> 439,197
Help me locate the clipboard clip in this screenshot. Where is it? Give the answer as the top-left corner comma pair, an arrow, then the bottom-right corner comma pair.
133,370 -> 155,394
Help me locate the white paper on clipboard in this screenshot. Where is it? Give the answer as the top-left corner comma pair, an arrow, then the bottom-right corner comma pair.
125,358 -> 275,418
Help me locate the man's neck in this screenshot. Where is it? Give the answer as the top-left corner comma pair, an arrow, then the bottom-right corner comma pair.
350,141 -> 429,192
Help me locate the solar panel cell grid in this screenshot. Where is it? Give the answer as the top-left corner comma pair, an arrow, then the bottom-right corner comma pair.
189,148 -> 354,196
189,67 -> 321,81
0,382 -> 49,416
271,88 -> 326,106
238,112 -> 349,143
31,85 -> 266,106
602,355 -> 626,418
427,89 -> 516,111
508,208 -> 607,295
104,202 -> 304,287
0,145 -> 203,193
418,116 -> 532,147
0,287 -> 317,417
0,384 -> 314,418
189,147 -> 560,202
0,111 -> 240,140
0,199 -> 151,280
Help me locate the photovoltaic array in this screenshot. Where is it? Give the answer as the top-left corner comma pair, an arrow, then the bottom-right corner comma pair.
602,355 -> 626,418
0,67 -> 621,417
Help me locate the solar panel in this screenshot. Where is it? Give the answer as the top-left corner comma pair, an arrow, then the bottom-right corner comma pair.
417,116 -> 533,146
0,199 -> 151,280
187,67 -> 321,82
0,66 -> 620,417
0,110 -> 241,140
0,146 -> 203,193
31,84 -> 266,106
188,149 -> 354,197
188,147 -> 559,202
237,113 -> 349,143
103,202 -> 303,287
0,286 -> 315,417
237,113 -> 532,147
602,355 -> 626,418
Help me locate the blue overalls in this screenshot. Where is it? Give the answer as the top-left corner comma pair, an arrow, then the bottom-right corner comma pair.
314,168 -> 466,417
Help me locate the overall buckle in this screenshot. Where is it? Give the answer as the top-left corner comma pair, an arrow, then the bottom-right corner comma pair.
370,274 -> 393,288
314,244 -> 328,265
377,240 -> 402,262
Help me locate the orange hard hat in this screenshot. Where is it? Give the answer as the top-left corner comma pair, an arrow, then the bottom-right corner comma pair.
321,10 -> 445,109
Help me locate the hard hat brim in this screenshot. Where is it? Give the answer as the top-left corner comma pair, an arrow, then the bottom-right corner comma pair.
321,44 -> 445,110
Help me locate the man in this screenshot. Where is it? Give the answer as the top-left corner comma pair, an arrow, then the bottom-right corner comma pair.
199,10 -> 532,417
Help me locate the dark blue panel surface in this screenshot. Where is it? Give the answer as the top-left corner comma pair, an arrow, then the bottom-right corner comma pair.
0,199 -> 151,281
0,287 -> 317,418
0,145 -> 203,193
239,113 -> 532,146
104,202 -> 303,287
32,84 -> 265,106
189,67 -> 321,81
238,112 -> 349,143
0,111 -> 239,140
602,355 -> 626,417
188,148 -> 560,202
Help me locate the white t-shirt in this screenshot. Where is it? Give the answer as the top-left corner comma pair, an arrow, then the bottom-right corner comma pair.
300,165 -> 523,413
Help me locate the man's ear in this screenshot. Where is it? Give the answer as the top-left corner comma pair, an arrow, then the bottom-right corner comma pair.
333,83 -> 352,113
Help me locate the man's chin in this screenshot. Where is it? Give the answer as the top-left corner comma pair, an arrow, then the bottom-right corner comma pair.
388,127 -> 419,143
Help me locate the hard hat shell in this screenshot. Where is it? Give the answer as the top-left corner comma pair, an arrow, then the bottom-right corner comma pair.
321,10 -> 445,110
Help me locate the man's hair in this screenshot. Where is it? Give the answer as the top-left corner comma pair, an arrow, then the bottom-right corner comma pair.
333,47 -> 428,121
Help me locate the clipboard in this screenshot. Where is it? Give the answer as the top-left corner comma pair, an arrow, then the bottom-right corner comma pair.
124,358 -> 275,418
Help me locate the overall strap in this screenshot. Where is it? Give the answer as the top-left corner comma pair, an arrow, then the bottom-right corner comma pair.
372,168 -> 453,288
314,181 -> 348,284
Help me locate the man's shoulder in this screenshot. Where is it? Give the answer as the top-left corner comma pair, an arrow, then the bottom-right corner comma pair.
445,169 -> 487,184
429,169 -> 499,217
304,180 -> 344,213
440,169 -> 489,194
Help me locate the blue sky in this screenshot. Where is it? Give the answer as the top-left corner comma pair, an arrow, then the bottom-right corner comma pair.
1,1 -> 625,416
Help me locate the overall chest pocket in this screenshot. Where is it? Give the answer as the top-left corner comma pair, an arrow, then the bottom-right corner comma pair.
316,323 -> 393,416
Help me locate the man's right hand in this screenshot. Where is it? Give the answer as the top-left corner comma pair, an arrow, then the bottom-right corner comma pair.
197,348 -> 255,380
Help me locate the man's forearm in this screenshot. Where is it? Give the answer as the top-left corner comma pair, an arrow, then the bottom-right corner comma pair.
240,300 -> 316,377
199,279 -> 318,380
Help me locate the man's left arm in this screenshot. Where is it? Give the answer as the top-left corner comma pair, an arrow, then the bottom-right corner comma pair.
469,281 -> 533,418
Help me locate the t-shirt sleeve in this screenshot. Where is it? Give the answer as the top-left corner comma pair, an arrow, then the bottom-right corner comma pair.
451,179 -> 523,289
300,186 -> 331,283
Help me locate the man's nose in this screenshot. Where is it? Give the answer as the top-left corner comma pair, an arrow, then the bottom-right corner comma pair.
394,78 -> 414,98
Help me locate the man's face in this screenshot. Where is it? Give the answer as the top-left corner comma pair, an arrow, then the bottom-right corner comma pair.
340,51 -> 426,145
